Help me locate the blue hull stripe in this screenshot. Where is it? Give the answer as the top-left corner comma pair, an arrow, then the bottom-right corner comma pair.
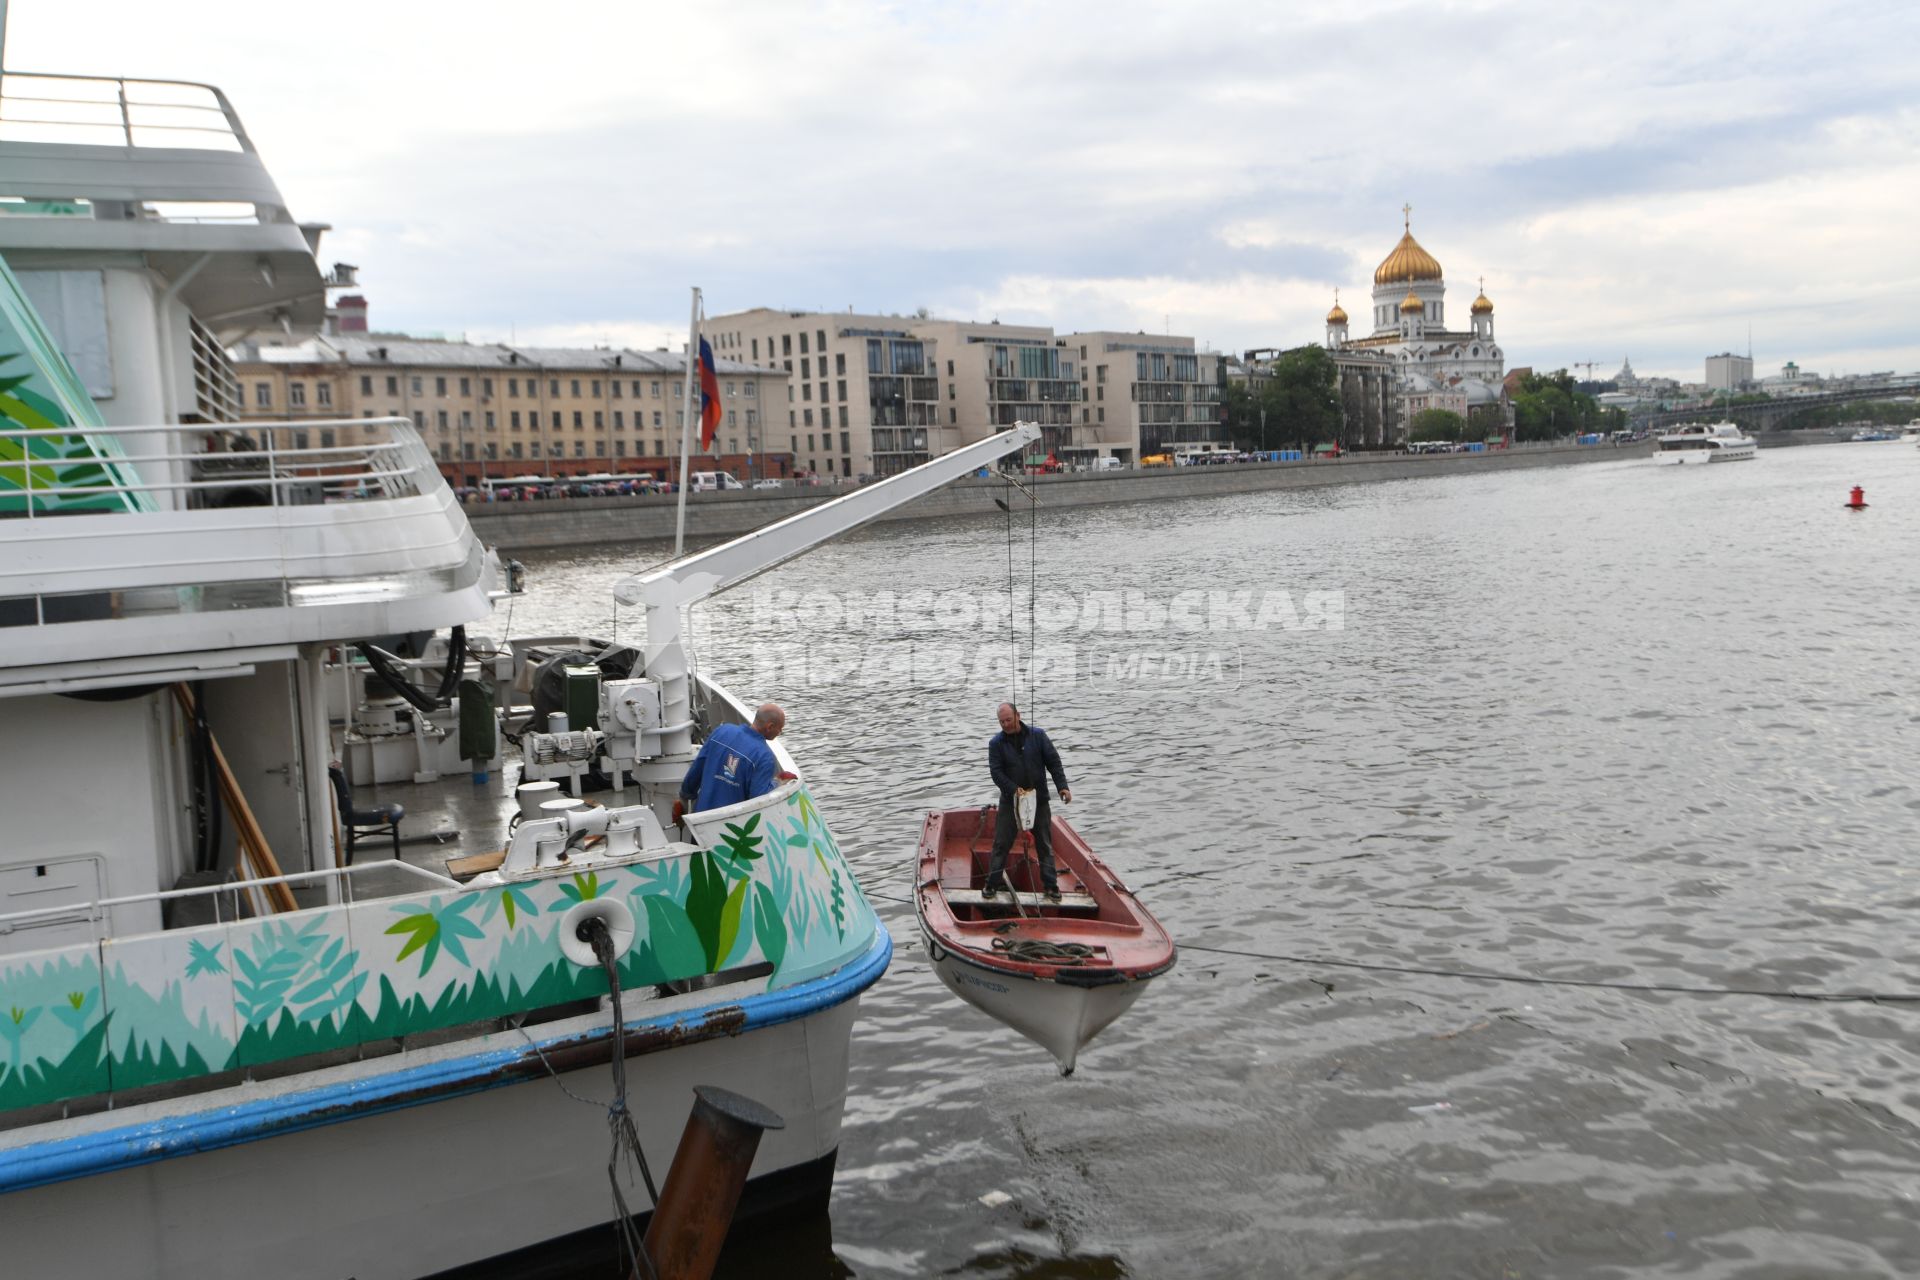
0,929 -> 892,1194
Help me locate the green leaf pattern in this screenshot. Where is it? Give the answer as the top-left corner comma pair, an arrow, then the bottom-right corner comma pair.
0,787 -> 871,1109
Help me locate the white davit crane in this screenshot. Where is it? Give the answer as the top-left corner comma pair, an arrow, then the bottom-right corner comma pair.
612,421 -> 1043,758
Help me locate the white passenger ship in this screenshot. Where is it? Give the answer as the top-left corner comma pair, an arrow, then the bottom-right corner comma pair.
1653,420 -> 1757,464
0,64 -> 1040,1278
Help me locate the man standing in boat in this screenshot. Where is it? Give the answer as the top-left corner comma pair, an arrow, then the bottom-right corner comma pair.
673,702 -> 786,823
983,703 -> 1071,903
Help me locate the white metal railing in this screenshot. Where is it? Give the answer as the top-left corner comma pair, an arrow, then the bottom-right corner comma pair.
0,72 -> 252,154
0,860 -> 460,936
1,417 -> 443,517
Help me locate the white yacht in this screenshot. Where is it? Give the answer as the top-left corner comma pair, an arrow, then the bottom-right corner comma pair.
0,66 -> 1041,1277
1653,420 -> 1757,465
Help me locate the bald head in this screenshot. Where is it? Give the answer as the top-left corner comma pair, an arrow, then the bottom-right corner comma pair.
752,703 -> 786,739
997,703 -> 1021,733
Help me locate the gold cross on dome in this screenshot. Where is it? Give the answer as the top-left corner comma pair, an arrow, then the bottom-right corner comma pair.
1403,203 -> 1412,230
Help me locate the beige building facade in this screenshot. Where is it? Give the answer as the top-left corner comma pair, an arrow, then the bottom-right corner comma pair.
711,308 -> 1224,473
231,336 -> 789,484
1060,332 -> 1224,462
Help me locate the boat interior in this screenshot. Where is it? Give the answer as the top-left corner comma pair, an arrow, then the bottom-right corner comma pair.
926,807 -> 1107,926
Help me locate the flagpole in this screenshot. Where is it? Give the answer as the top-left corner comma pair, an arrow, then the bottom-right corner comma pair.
673,286 -> 700,558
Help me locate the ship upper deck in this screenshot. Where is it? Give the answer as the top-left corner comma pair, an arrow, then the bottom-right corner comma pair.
0,72 -> 339,330
0,417 -> 497,692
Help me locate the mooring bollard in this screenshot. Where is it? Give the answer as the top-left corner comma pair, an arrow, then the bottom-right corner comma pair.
639,1085 -> 786,1280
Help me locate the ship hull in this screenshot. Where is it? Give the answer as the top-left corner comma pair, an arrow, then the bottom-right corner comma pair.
0,934 -> 886,1280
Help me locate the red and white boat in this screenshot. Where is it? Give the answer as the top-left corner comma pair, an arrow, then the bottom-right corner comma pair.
914,806 -> 1176,1074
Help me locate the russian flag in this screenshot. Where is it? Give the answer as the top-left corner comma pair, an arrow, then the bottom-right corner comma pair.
698,336 -> 722,450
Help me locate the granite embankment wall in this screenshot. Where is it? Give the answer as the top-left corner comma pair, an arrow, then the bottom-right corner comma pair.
467,442 -> 1649,551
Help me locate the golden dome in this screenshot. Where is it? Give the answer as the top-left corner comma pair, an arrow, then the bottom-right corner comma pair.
1326,298 -> 1349,325
1399,289 -> 1425,315
1374,230 -> 1443,285
1471,292 -> 1494,315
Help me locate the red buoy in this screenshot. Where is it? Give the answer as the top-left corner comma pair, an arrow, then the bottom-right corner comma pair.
1845,485 -> 1868,509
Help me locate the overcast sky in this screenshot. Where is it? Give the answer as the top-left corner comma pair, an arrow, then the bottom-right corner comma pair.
9,1 -> 1918,383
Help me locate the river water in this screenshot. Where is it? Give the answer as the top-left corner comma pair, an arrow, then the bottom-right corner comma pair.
511,443 -> 1920,1278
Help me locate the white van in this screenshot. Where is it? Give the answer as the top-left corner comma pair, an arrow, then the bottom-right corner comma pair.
1092,456 -> 1125,471
690,471 -> 744,493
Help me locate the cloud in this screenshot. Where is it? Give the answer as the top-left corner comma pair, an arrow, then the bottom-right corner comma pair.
9,0 -> 1919,381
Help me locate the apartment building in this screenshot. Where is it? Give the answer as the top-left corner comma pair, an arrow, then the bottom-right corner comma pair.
709,308 -> 1092,476
231,336 -> 789,484
1061,332 -> 1224,461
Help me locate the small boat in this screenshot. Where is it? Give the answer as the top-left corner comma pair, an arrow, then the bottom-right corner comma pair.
915,806 -> 1175,1074
1654,420 -> 1757,464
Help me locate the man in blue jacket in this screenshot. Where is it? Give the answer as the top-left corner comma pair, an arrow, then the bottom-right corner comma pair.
673,703 -> 786,823
983,702 -> 1071,902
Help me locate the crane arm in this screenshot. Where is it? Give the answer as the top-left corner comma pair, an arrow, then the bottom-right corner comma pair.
614,423 -> 1039,618
610,423 -> 1041,756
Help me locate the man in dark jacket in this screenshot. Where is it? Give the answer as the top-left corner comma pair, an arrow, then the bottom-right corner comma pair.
983,702 -> 1071,902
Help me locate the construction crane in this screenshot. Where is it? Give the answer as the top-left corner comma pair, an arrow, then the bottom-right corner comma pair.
1574,361 -> 1602,382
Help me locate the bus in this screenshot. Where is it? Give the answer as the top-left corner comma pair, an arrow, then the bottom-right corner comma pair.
1172,443 -> 1232,465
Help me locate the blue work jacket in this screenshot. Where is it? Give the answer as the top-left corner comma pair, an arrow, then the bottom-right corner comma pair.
680,722 -> 778,812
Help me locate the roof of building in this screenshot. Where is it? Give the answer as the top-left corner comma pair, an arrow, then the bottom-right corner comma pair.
237,335 -> 775,376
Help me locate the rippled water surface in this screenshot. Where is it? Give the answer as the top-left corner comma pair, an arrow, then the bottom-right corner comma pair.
512,445 -> 1920,1278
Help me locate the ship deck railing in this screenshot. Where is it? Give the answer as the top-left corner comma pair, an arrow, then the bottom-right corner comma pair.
1,416 -> 438,514
0,72 -> 253,156
0,859 -> 460,941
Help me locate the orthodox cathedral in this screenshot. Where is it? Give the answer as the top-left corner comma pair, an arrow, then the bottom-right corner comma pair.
1325,208 -> 1507,428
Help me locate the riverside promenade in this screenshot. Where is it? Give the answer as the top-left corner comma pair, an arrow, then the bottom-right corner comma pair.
467,440 -> 1648,550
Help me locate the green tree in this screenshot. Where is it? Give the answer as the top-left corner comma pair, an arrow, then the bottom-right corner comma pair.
1511,368 -> 1611,442
1409,409 -> 1467,442
1225,347 -> 1344,450
1271,345 -> 1343,447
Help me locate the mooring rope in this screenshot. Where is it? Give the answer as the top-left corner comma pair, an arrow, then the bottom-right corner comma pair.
861,885 -> 1920,1005
583,918 -> 661,1280
1175,939 -> 1920,1006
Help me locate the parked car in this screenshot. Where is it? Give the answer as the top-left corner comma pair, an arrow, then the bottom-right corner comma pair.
751,478 -> 785,490
689,471 -> 744,493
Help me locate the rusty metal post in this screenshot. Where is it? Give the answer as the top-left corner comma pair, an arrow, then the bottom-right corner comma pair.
639,1085 -> 786,1280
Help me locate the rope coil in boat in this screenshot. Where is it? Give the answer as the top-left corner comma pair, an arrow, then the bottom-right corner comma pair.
991,936 -> 1096,965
